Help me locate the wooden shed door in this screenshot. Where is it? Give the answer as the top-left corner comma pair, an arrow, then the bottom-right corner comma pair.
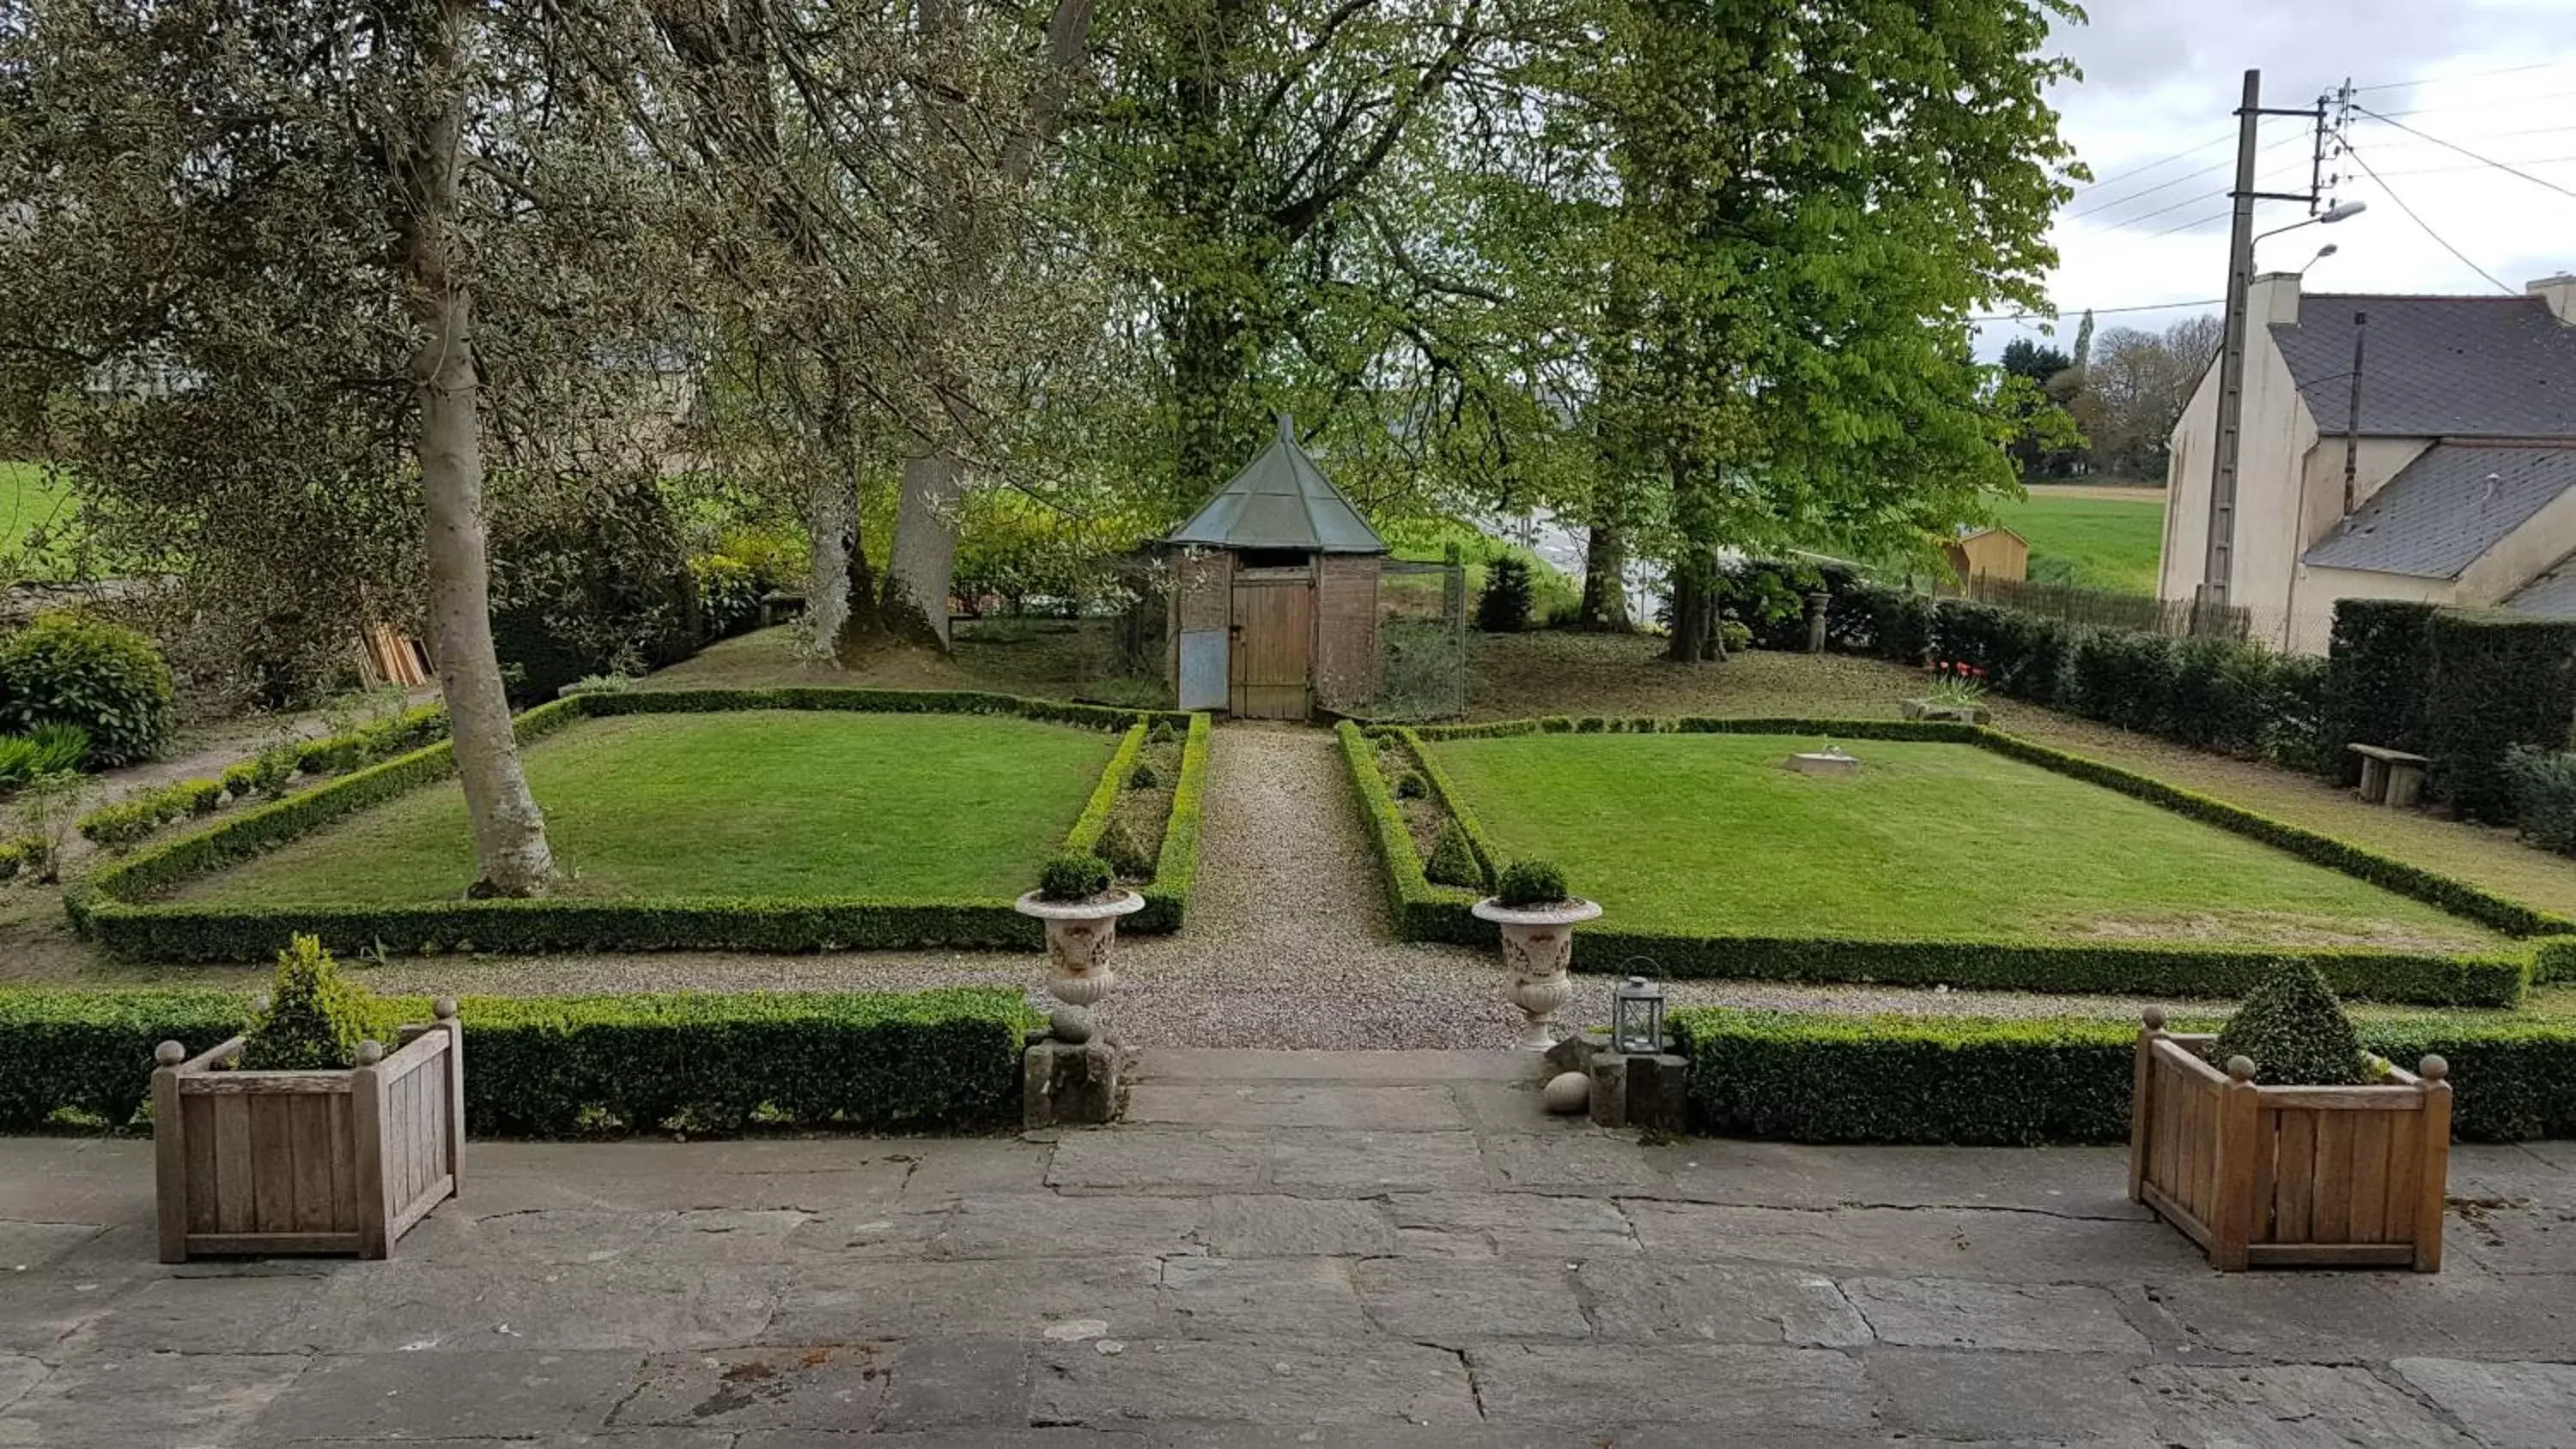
1230,573 -> 1313,718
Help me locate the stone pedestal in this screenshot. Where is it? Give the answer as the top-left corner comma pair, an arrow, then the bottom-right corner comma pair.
1024,1038 -> 1123,1129
1584,1051 -> 1691,1132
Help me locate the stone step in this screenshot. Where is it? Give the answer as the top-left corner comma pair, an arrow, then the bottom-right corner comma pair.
1133,1047 -> 1536,1086
1124,1082 -> 1471,1131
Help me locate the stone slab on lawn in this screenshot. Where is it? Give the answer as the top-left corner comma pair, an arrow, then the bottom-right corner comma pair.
1842,1277 -> 2148,1354
255,1349 -> 646,1441
1466,1342 -> 1871,1433
2394,1358 -> 2576,1449
0,1349 -> 306,1449
1869,1348 -> 2153,1440
2134,1362 -> 2477,1448
1125,1083 -> 1468,1131
1162,1256 -> 1369,1339
1354,1259 -> 1589,1343
1205,1195 -> 1395,1258
1030,1337 -> 1479,1427
1573,1260 -> 1868,1347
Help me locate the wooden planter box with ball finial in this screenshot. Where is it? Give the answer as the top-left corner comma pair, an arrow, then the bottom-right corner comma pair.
2129,1007 -> 2451,1271
151,998 -> 465,1262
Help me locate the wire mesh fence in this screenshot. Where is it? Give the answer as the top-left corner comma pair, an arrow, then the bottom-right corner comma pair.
1373,555 -> 1467,719
1961,574 -> 2251,641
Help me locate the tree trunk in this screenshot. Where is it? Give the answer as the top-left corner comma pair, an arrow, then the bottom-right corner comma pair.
1579,522 -> 1631,632
1664,544 -> 1721,665
398,0 -> 553,897
803,472 -> 855,659
878,449 -> 968,649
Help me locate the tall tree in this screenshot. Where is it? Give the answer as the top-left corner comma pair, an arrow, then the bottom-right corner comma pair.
2068,313 -> 2222,481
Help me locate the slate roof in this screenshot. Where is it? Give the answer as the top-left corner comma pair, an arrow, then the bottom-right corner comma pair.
2505,550 -> 2576,618
2302,444 -> 2576,579
1166,415 -> 1388,554
2272,294 -> 2576,439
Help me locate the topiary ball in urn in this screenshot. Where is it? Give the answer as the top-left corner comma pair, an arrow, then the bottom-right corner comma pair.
1018,852 -> 1141,1009
1495,858 -> 1571,909
2212,960 -> 2368,1086
1037,852 -> 1115,903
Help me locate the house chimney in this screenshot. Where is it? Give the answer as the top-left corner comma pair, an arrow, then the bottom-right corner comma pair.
2247,270 -> 2302,329
2530,274 -> 2576,326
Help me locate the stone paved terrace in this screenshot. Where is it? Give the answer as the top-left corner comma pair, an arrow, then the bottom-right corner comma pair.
4,1049 -> 2576,1446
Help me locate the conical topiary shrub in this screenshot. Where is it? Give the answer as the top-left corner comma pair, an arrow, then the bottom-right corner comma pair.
1424,820 -> 1482,888
240,935 -> 375,1071
1097,816 -> 1157,879
2211,961 -> 2367,1086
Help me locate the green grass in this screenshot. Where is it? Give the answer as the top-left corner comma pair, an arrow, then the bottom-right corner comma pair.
1993,491 -> 2164,594
1383,517 -> 1582,623
174,712 -> 1116,905
1426,732 -> 2501,949
0,462 -> 81,579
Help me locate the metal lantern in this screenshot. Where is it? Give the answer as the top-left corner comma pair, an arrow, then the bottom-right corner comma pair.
1612,975 -> 1666,1055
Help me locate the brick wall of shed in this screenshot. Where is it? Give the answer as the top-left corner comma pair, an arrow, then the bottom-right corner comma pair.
1313,555 -> 1382,711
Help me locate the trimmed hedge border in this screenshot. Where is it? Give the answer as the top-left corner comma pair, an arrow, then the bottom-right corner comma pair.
0,985 -> 1033,1136
72,689 -> 1207,961
1385,727 -> 1501,890
1345,714 -> 2558,1007
1672,1005 -> 2576,1145
1135,713 -> 1212,933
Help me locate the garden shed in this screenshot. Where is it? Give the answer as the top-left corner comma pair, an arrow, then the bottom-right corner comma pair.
1946,524 -> 2029,585
1165,415 -> 1388,718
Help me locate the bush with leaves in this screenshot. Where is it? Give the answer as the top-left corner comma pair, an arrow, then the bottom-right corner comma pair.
1096,816 -> 1156,878
0,613 -> 176,767
2210,961 -> 2367,1086
1128,760 -> 1160,790
0,723 -> 88,786
1476,555 -> 1534,634
238,935 -> 380,1071
1495,858 -> 1571,908
1037,852 -> 1115,902
2506,745 -> 2576,856
1393,770 -> 1428,800
1424,819 -> 1482,888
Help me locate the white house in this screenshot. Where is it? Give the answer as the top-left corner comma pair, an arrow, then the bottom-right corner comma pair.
2158,271 -> 2576,652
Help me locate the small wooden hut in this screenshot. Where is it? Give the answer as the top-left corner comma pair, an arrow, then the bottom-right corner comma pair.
1165,415 -> 1389,718
1944,524 -> 2029,585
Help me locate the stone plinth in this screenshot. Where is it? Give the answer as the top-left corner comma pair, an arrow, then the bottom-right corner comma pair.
1024,1039 -> 1124,1129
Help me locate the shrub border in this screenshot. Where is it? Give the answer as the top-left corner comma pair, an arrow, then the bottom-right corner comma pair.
0,985 -> 1034,1136
1346,715 -> 2548,1007
1671,1005 -> 2576,1145
72,689 -> 1206,962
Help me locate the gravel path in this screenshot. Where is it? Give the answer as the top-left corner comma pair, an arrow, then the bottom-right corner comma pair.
309,722 -> 2260,1047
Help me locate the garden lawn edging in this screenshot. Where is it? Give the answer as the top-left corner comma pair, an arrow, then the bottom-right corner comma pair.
70,690 -> 1207,962
1670,1006 -> 2576,1145
1341,714 -> 2565,1007
1,986 -> 1034,1136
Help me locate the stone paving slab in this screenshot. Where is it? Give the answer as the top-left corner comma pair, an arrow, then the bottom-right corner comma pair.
3,1051 -> 2575,1446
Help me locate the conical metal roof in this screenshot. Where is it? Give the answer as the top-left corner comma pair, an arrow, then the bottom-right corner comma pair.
1166,414 -> 1388,554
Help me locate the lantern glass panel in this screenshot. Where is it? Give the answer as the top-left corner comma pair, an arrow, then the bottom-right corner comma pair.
1613,977 -> 1664,1054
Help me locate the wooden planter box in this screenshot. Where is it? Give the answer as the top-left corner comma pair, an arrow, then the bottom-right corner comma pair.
2129,1009 -> 2450,1271
152,1002 -> 464,1262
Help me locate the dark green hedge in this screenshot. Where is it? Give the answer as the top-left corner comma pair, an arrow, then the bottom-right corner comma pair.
1338,721 -> 1484,943
2421,609 -> 2576,822
1135,713 -> 1212,933
0,986 -> 1032,1135
1578,930 -> 2527,1007
1672,1006 -> 2576,1144
76,690 -> 1206,961
2319,598 -> 2437,780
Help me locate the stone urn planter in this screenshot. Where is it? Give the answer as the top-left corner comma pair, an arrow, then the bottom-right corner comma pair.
2131,1008 -> 2452,1271
151,1000 -> 465,1262
1471,895 -> 1603,1049
1900,697 -> 1990,724
1015,889 -> 1146,1008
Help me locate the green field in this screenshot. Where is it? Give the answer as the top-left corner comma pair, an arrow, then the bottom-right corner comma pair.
176,712 -> 1115,905
1994,489 -> 2164,593
1427,732 -> 2498,949
0,463 -> 80,579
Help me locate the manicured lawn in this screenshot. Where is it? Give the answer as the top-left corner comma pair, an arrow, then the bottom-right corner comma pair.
176,712 -> 1116,905
1995,490 -> 2165,593
0,462 -> 80,579
1428,732 -> 2500,949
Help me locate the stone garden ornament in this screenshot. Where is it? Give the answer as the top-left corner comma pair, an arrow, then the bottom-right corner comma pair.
1017,852 -> 1145,1009
1472,859 -> 1601,1049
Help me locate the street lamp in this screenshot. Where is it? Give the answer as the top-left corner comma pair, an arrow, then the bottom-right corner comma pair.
2256,200 -> 2367,249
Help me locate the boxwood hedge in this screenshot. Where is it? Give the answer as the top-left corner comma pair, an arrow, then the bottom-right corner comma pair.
1672,1006 -> 2576,1145
0,985 -> 1035,1135
1347,713 -> 2562,1007
73,689 -> 1208,961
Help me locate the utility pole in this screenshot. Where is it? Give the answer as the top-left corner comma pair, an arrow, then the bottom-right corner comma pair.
2196,69 -> 2340,630
2342,310 -> 2368,516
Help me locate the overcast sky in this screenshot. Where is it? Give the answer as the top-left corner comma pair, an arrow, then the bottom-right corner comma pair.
1971,1 -> 2576,358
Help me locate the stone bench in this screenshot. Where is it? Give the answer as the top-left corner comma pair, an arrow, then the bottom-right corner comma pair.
2349,743 -> 2430,809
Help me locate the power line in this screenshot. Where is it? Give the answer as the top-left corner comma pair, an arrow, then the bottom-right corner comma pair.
2355,107 -> 2576,200
1970,299 -> 2221,324
2069,133 -> 2233,193
2352,59 -> 2576,93
2062,130 -> 2312,221
2342,143 -> 2516,294
2369,151 -> 2576,180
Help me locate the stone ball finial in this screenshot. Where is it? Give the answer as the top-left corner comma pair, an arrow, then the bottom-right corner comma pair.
154,1040 -> 185,1067
1048,1006 -> 1096,1045
2226,1055 -> 2257,1083
2142,1006 -> 2166,1031
355,1040 -> 384,1066
433,996 -> 459,1022
2419,1054 -> 2450,1082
